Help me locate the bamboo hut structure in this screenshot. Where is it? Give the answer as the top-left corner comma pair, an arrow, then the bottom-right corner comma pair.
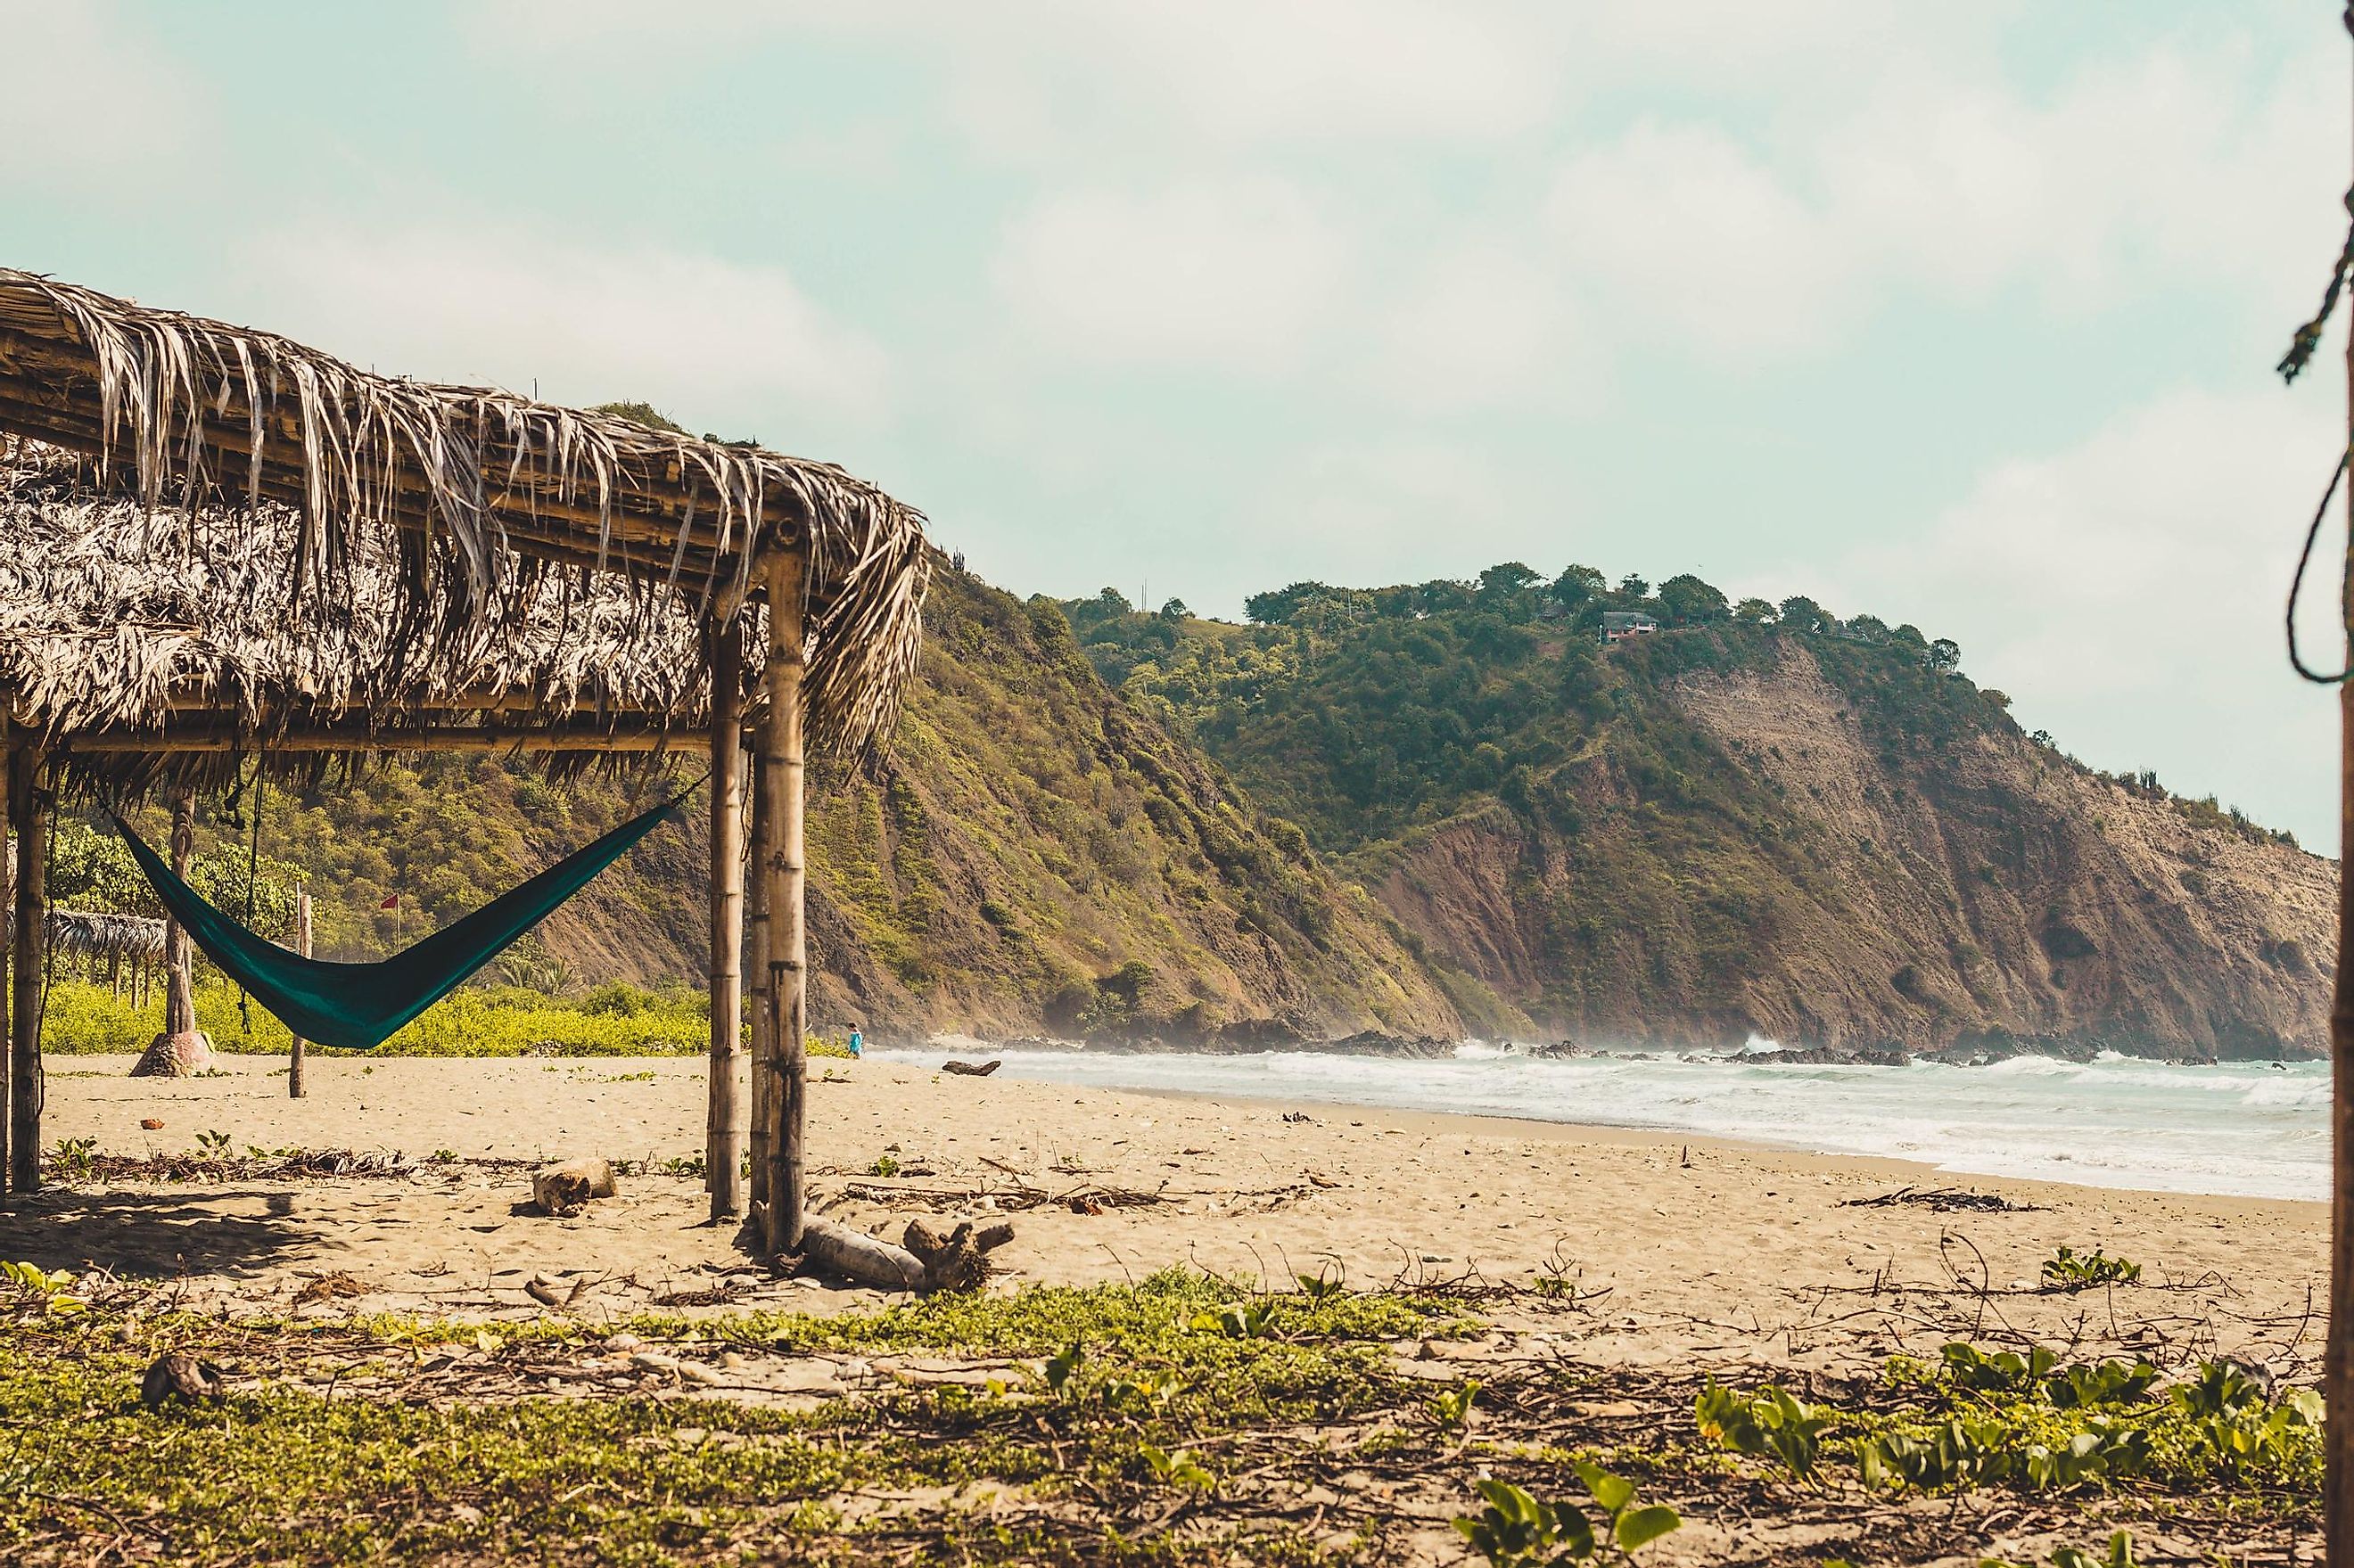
0,267 -> 931,1252
0,905 -> 167,1013
0,907 -> 167,965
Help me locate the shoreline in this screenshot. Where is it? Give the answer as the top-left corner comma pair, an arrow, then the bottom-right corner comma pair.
0,1054 -> 2319,1378
1115,1082 -> 2330,1216
894,1042 -> 2326,1205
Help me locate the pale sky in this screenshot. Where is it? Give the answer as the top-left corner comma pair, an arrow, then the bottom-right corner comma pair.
4,2 -> 2350,846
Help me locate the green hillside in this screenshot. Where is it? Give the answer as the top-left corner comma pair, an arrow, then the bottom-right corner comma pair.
39,567 -> 1460,1047
31,555 -> 2328,1059
1063,567 -> 2332,1057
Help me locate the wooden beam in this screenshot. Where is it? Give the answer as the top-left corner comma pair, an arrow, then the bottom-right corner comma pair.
10,748 -> 46,1194
706,620 -> 747,1221
65,724 -> 714,755
756,554 -> 809,1255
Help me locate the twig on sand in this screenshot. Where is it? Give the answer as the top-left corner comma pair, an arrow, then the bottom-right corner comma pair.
1840,1186 -> 2041,1214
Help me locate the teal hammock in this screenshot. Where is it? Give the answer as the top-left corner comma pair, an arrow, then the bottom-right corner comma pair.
109,795 -> 685,1051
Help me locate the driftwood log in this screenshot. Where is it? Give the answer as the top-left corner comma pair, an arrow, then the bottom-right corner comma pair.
799,1215 -> 1017,1293
941,1059 -> 1000,1077
800,1217 -> 927,1291
531,1159 -> 619,1216
905,1217 -> 1016,1292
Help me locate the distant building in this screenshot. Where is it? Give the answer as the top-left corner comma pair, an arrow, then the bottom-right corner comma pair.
1601,610 -> 1658,645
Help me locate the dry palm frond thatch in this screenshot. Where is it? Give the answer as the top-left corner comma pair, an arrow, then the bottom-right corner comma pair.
0,907 -> 166,962
0,267 -> 930,762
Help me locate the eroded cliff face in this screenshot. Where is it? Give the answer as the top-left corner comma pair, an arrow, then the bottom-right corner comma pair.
1367,646 -> 2333,1057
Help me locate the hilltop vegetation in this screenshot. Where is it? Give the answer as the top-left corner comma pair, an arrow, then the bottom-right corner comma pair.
1065,565 -> 2330,1057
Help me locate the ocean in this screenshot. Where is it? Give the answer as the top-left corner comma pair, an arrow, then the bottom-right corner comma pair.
888,1041 -> 2328,1203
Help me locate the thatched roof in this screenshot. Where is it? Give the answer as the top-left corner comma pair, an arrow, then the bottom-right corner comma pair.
0,907 -> 166,962
2,439 -> 812,790
0,267 -> 930,760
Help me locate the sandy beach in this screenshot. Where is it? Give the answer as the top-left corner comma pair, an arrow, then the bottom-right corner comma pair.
0,1052 -> 2321,1382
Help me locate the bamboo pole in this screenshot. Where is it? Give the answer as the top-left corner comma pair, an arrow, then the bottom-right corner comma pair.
706,620 -> 747,1221
2333,37 -> 2354,1547
0,746 -> 11,1194
747,749 -> 772,1222
162,789 -> 195,1039
67,723 -> 712,755
756,552 -> 809,1255
9,748 -> 46,1194
288,886 -> 310,1099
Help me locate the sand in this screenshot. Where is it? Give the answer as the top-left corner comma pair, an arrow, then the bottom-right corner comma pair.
0,1051 -> 2322,1377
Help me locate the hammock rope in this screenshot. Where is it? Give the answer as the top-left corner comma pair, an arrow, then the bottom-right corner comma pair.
2285,449 -> 2351,687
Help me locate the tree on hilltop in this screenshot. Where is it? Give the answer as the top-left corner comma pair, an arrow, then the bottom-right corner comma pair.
1478,562 -> 1541,603
1778,595 -> 1830,633
1552,564 -> 1607,614
1657,573 -> 1729,626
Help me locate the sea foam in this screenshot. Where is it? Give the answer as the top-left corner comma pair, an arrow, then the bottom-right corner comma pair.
884,1042 -> 2327,1202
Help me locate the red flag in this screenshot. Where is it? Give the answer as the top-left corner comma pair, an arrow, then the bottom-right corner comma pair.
380,893 -> 399,910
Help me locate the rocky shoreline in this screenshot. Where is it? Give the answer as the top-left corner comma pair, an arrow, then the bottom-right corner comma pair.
937,1024 -> 2305,1068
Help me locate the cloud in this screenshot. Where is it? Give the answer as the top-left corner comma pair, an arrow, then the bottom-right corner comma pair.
1824,380 -> 2345,843
251,224 -> 891,431
1548,121 -> 1848,364
1245,438 -> 1536,580
991,179 -> 1347,374
1546,37 -> 2342,365
0,2 -> 210,195
943,0 -> 1560,158
1367,242 -> 1586,411
466,0 -> 1561,153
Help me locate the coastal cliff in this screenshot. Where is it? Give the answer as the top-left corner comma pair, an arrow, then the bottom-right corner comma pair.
1068,573 -> 2335,1059
1362,644 -> 2333,1056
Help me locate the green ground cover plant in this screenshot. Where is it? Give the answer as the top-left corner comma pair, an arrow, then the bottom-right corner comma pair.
1697,1343 -> 2318,1498
0,1266 -> 1463,1566
0,1258 -> 2313,1566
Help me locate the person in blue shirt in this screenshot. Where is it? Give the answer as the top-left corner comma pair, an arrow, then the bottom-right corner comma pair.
847,1026 -> 863,1059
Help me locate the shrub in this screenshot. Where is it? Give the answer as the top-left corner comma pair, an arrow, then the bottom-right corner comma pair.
40,978 -> 707,1058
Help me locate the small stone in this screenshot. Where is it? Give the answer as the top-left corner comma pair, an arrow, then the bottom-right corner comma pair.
605,1332 -> 643,1351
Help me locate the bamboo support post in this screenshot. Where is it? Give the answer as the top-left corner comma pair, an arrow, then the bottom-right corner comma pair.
163,790 -> 195,1038
9,748 -> 46,1194
2333,32 -> 2354,1547
706,620 -> 747,1220
0,746 -> 11,1192
756,552 -> 809,1255
288,887 -> 311,1098
748,749 -> 772,1221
